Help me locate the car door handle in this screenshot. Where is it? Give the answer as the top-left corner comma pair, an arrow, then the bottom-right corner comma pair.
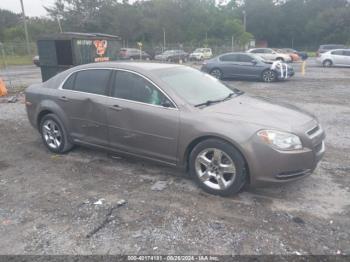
59,96 -> 69,102
110,104 -> 123,111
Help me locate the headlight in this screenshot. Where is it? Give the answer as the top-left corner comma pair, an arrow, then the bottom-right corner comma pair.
257,130 -> 302,151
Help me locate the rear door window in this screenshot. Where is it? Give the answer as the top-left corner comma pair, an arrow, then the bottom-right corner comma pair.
220,54 -> 239,62
343,50 -> 350,56
74,69 -> 111,95
264,49 -> 273,53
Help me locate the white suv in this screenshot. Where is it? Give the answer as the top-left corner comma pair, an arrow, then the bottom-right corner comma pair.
247,48 -> 292,62
189,48 -> 213,61
316,49 -> 350,67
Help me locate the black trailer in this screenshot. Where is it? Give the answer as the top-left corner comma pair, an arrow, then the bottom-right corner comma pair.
37,32 -> 122,81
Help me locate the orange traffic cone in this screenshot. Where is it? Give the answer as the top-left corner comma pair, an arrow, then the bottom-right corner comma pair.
0,77 -> 7,97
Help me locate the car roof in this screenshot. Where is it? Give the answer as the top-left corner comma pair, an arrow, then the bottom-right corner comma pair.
219,52 -> 253,56
45,62 -> 185,89
320,44 -> 346,48
66,61 -> 182,72
327,49 -> 350,52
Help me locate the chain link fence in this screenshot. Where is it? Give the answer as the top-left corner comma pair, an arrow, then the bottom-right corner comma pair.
0,42 -> 39,89
0,41 -> 247,89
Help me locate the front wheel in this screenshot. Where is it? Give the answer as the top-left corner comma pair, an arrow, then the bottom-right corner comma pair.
40,114 -> 73,154
323,60 -> 332,67
210,68 -> 223,80
189,139 -> 247,196
262,69 -> 277,82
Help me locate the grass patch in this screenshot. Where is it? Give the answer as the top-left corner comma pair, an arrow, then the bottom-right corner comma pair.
0,55 -> 33,67
307,52 -> 317,57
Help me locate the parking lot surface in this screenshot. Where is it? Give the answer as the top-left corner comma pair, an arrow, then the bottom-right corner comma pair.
0,60 -> 349,255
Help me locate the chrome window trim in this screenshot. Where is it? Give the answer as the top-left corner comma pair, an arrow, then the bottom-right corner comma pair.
58,67 -> 179,110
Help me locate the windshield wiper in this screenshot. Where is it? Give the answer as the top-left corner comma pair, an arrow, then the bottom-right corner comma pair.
194,92 -> 236,108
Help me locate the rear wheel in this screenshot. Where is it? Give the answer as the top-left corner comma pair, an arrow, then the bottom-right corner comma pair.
323,60 -> 333,67
189,139 -> 247,196
210,68 -> 223,79
40,114 -> 73,154
262,69 -> 277,82
276,57 -> 284,62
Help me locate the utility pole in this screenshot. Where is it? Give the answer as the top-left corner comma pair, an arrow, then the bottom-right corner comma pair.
163,28 -> 166,52
242,10 -> 247,33
20,0 -> 31,55
231,35 -> 234,52
57,16 -> 63,33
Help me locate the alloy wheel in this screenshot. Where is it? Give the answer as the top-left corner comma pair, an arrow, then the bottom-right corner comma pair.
210,69 -> 222,79
262,70 -> 276,82
323,60 -> 332,67
195,148 -> 236,191
42,119 -> 62,150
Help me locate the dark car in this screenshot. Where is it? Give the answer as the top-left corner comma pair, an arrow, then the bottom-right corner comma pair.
317,44 -> 347,57
119,48 -> 151,60
154,50 -> 189,63
282,48 -> 308,61
201,52 -> 294,82
25,62 -> 325,196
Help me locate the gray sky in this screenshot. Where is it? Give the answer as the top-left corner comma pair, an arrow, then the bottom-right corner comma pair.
0,0 -> 55,17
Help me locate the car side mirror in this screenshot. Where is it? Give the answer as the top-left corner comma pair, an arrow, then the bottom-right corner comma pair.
251,59 -> 258,65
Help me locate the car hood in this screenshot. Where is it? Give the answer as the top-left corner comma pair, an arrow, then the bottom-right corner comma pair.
202,94 -> 314,131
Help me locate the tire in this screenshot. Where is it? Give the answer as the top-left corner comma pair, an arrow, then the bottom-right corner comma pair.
39,114 -> 73,154
323,60 -> 332,67
210,68 -> 223,79
276,57 -> 284,62
261,69 -> 277,82
189,139 -> 247,196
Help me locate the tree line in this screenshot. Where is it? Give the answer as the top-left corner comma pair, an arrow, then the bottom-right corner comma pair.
0,0 -> 349,51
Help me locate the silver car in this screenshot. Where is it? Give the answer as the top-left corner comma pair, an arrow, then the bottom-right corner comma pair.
316,49 -> 350,67
247,48 -> 292,62
25,62 -> 325,196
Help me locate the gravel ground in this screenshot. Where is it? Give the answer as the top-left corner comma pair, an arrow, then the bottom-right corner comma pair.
0,60 -> 349,256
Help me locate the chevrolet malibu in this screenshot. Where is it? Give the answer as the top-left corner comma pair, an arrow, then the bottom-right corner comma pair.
25,62 -> 325,196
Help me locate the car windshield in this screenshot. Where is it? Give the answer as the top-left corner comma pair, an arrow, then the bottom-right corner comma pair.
156,67 -> 241,106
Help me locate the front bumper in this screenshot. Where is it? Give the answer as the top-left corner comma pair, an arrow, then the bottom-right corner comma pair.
246,120 -> 325,185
